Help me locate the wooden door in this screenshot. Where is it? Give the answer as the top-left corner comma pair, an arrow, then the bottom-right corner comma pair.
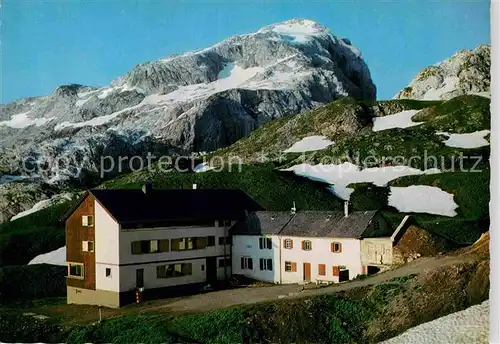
303,262 -> 311,281
206,257 -> 217,284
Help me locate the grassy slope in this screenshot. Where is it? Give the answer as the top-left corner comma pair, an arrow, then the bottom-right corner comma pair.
214,97 -> 441,162
104,163 -> 342,211
0,201 -> 75,266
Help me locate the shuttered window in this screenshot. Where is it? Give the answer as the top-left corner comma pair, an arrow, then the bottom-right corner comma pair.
302,240 -> 312,251
157,263 -> 192,278
285,261 -> 297,272
332,266 -> 340,277
259,258 -> 273,271
331,242 -> 342,253
284,239 -> 293,249
241,257 -> 253,270
318,264 -> 326,276
259,237 -> 272,250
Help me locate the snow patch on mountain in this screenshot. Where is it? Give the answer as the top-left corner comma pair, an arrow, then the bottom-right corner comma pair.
284,136 -> 335,153
436,130 -> 490,148
10,193 -> 73,221
282,163 -> 440,200
372,110 -> 423,131
28,246 -> 66,266
0,112 -> 55,129
388,185 -> 458,217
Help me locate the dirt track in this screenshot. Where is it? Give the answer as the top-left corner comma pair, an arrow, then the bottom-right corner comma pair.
145,253 -> 480,314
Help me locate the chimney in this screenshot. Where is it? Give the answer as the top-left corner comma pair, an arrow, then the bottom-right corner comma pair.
142,181 -> 152,195
344,201 -> 349,218
192,183 -> 197,190
290,201 -> 297,215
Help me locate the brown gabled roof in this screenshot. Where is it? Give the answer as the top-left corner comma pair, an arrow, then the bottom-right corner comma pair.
63,188 -> 264,225
233,210 -> 379,238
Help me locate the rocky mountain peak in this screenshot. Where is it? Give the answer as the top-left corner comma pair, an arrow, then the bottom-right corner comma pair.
394,44 -> 490,100
0,19 -> 376,185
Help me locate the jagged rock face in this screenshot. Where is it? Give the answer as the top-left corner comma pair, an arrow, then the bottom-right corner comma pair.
0,19 -> 376,184
394,45 -> 490,101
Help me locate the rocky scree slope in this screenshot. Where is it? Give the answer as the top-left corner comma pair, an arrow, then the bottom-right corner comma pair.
0,19 -> 375,186
394,45 -> 490,100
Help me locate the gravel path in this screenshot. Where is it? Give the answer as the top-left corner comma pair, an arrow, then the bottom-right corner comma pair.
381,300 -> 489,344
146,254 -> 475,314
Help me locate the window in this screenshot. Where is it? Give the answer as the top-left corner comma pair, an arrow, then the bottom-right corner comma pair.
259,237 -> 272,250
284,239 -> 293,249
302,240 -> 312,251
82,215 -> 94,227
218,236 -> 232,245
105,268 -> 111,277
157,263 -> 192,278
240,257 -> 253,270
285,261 -> 297,272
332,266 -> 340,277
218,258 -> 232,268
207,236 -> 216,247
318,264 -> 326,276
171,237 -> 208,251
131,240 -> 168,254
201,265 -> 205,271
68,263 -> 84,279
259,258 -> 273,271
331,242 -> 342,253
82,241 -> 94,252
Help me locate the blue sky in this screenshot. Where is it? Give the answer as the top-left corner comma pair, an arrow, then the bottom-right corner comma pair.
1,0 -> 490,103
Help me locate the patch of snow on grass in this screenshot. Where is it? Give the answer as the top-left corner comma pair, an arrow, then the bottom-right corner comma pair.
10,193 -> 73,221
284,136 -> 334,153
388,185 -> 458,217
372,110 -> 422,132
0,112 -> 55,128
436,130 -> 490,148
282,163 -> 439,200
194,162 -> 215,173
381,300 -> 488,344
28,246 -> 66,266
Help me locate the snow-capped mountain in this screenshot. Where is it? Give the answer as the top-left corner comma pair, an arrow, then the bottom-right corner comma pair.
0,19 -> 376,183
394,45 -> 490,100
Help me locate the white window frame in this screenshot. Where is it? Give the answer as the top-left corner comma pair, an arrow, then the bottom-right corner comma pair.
82,215 -> 94,227
68,262 -> 84,279
82,240 -> 94,252
303,240 -> 312,251
284,239 -> 293,249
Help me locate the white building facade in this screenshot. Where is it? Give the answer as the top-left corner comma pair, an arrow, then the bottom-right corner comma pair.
232,210 -> 394,284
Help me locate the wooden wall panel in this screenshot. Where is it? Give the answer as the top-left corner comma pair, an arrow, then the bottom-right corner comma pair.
66,194 -> 96,290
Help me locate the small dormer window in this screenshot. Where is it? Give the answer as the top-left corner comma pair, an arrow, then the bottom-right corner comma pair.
82,215 -> 94,227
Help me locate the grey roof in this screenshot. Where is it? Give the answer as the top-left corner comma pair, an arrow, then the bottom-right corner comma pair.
231,212 -> 293,235
232,210 -> 379,238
